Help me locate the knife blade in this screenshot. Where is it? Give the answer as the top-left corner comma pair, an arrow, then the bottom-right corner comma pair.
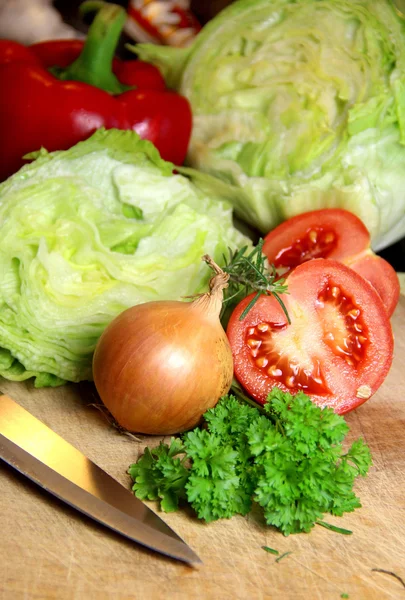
0,394 -> 201,565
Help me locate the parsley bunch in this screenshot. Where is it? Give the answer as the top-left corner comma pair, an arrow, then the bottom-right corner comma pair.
128,390 -> 372,536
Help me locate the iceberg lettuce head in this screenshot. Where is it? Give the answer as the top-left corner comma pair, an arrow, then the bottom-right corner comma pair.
0,129 -> 248,386
135,0 -> 405,251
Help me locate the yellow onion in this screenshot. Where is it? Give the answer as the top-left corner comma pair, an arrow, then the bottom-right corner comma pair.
92,257 -> 233,434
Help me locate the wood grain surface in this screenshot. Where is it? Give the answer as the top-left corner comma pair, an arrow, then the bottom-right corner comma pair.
0,297 -> 404,600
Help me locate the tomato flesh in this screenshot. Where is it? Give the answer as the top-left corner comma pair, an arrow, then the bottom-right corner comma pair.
227,259 -> 393,414
246,319 -> 327,395
318,281 -> 368,368
346,252 -> 400,317
263,209 -> 400,317
273,226 -> 338,268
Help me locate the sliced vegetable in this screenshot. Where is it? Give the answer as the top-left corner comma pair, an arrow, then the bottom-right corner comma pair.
135,0 -> 405,251
262,209 -> 400,317
227,259 -> 394,414
0,128 -> 249,387
93,259 -> 233,434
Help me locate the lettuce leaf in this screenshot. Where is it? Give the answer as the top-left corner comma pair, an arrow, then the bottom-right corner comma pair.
0,129 -> 249,386
135,0 -> 405,251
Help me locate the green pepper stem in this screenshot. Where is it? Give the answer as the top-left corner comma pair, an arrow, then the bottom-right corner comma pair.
54,0 -> 130,94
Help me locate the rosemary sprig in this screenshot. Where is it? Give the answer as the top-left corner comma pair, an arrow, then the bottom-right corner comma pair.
220,239 -> 290,323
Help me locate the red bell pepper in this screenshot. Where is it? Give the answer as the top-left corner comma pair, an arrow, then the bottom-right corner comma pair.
0,1 -> 192,182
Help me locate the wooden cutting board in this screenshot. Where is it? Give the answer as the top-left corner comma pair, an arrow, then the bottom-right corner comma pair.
0,297 -> 404,600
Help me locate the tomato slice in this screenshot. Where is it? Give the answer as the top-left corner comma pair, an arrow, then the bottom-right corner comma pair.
262,209 -> 400,317
227,259 -> 394,414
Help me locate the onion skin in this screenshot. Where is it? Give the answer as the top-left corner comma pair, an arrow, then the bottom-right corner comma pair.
92,296 -> 234,435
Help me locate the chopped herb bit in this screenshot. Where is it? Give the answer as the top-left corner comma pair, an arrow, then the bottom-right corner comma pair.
316,521 -> 353,535
262,546 -> 279,555
275,551 -> 292,563
341,594 -> 349,599
129,388 -> 372,536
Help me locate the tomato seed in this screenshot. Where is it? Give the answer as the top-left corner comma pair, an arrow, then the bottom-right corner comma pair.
319,282 -> 368,368
247,338 -> 261,348
356,385 -> 372,399
286,376 -> 295,387
256,356 -> 268,368
268,366 -> 282,377
308,229 -> 318,243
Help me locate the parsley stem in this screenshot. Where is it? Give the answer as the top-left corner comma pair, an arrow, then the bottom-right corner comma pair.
230,379 -> 267,414
230,380 -> 286,435
316,521 -> 353,535
275,551 -> 292,563
262,546 -> 279,555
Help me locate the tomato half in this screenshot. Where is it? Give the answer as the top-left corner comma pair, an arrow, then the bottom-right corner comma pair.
262,209 -> 400,317
227,259 -> 394,414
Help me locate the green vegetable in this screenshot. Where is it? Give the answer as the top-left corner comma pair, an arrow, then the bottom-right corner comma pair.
133,0 -> 405,251
262,546 -> 279,555
128,389 -> 372,536
316,521 -> 353,535
0,128 -> 249,386
218,239 -> 289,323
275,552 -> 292,563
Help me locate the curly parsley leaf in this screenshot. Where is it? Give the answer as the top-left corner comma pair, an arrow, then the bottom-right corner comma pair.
128,438 -> 188,512
183,426 -> 254,521
128,389 -> 372,535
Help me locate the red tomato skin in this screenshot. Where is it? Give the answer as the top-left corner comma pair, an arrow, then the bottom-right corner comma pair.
227,259 -> 394,414
346,251 -> 400,318
262,208 -> 400,317
263,209 -> 370,263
